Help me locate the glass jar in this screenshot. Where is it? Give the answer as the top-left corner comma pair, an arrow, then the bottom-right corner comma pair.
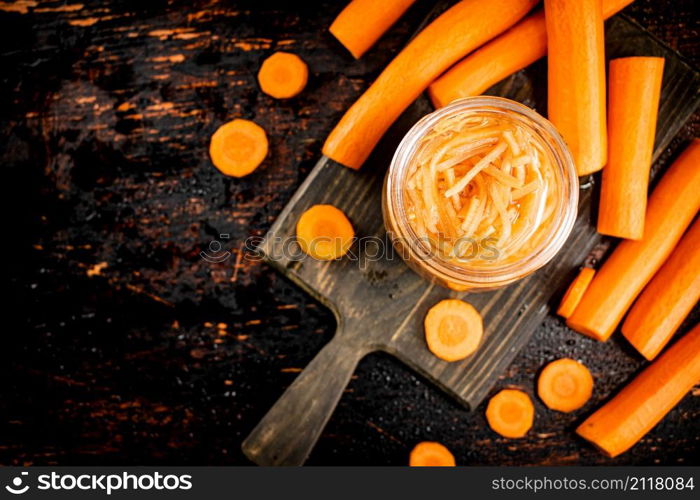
383,96 -> 578,291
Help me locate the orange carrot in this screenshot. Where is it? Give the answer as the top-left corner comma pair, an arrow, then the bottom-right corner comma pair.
428,0 -> 634,108
330,0 -> 416,59
296,205 -> 355,260
577,322 -> 700,457
557,267 -> 596,319
545,0 -> 607,176
537,358 -> 593,412
598,57 -> 665,240
409,441 -> 456,466
622,219 -> 700,360
209,119 -> 268,177
567,140 -> 700,341
257,52 -> 308,99
322,0 -> 538,170
486,389 -> 534,438
424,299 -> 483,362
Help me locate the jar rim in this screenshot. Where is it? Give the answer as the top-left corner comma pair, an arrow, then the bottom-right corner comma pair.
385,96 -> 579,288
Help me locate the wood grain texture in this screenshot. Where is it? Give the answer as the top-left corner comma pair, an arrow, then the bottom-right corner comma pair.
2,0 -> 698,466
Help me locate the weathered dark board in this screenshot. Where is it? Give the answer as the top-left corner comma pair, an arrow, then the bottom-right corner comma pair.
241,15 -> 700,465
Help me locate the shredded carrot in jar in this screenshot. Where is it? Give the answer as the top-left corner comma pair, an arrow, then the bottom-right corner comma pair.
404,112 -> 558,266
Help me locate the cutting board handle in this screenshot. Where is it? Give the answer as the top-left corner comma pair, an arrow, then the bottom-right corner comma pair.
242,334 -> 366,465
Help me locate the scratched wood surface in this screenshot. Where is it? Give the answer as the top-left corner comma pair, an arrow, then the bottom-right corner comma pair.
2,0 -> 699,466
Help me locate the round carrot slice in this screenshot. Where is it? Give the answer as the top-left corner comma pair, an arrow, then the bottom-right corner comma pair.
409,441 -> 456,467
209,119 -> 268,177
485,389 -> 534,438
424,299 -> 483,362
557,267 -> 595,318
258,52 -> 309,99
296,204 -> 354,260
537,358 -> 593,412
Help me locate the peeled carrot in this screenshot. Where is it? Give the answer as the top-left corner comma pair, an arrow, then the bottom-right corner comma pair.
577,322 -> 700,457
486,389 -> 534,438
622,219 -> 700,360
408,441 -> 456,467
322,0 -> 538,170
567,140 -> 700,341
257,52 -> 308,99
537,358 -> 593,412
424,299 -> 483,362
557,267 -> 596,319
296,205 -> 355,260
209,119 -> 268,177
428,0 -> 634,108
545,0 -> 607,176
330,0 -> 416,59
598,57 -> 665,240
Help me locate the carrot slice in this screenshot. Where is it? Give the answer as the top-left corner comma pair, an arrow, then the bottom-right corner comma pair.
322,0 -> 538,169
330,0 -> 416,59
257,52 -> 308,99
566,140 -> 700,341
545,0 -> 607,176
409,441 -> 456,467
209,119 -> 268,177
577,322 -> 700,457
622,218 -> 700,360
427,0 -> 634,108
424,299 -> 483,362
296,205 -> 354,260
537,358 -> 593,412
598,57 -> 665,240
557,267 -> 596,319
485,389 -> 534,438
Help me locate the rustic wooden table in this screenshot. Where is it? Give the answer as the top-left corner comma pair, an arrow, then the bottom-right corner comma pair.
2,0 -> 698,466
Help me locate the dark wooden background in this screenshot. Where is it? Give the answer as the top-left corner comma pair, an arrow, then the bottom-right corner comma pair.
2,0 -> 698,466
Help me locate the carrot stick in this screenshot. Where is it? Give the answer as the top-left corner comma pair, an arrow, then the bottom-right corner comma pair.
545,0 -> 607,176
428,0 -> 634,108
329,0 -> 416,59
322,0 -> 538,170
537,358 -> 594,412
567,140 -> 700,341
209,119 -> 268,177
576,322 -> 700,457
557,267 -> 596,319
486,389 -> 534,438
622,218 -> 700,360
424,299 -> 483,362
409,441 -> 456,466
598,57 -> 665,240
257,52 -> 308,99
296,205 -> 355,260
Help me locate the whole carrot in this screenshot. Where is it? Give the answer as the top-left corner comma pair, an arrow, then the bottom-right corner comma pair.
598,57 -> 664,240
567,140 -> 700,341
330,0 -> 416,59
622,218 -> 700,360
322,0 -> 538,170
545,0 -> 607,176
428,0 -> 635,108
577,322 -> 700,457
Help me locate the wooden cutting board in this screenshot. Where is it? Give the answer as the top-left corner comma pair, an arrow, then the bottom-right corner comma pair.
242,14 -> 700,466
